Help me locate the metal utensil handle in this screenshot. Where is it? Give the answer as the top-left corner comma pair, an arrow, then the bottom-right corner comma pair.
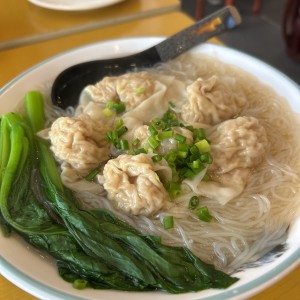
155,6 -> 241,61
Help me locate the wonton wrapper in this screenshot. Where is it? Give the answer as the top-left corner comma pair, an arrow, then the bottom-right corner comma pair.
181,75 -> 247,127
49,114 -> 110,178
102,154 -> 170,216
184,116 -> 268,204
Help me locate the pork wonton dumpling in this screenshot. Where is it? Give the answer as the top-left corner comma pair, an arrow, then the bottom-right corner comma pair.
49,114 -> 110,177
181,75 -> 247,126
190,116 -> 268,204
81,71 -> 154,111
209,116 -> 268,173
84,76 -> 118,103
102,154 -> 169,216
115,71 -> 155,110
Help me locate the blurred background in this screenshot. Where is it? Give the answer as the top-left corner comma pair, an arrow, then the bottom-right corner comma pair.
0,0 -> 299,87
186,0 -> 300,84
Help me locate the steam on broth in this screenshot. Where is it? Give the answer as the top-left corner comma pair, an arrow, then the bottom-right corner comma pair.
43,52 -> 300,274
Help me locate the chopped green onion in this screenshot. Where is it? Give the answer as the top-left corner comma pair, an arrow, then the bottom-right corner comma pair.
196,206 -> 213,222
127,150 -> 135,155
152,154 -> 162,162
175,133 -> 186,143
72,279 -> 88,290
117,126 -> 128,137
192,165 -> 206,175
148,125 -> 158,136
147,135 -> 160,149
102,108 -> 113,117
135,148 -> 147,154
185,125 -> 194,132
106,130 -> 118,142
84,167 -> 100,182
193,128 -> 206,140
114,118 -> 124,129
151,118 -> 162,128
177,143 -> 189,152
105,101 -> 125,114
189,145 -> 200,155
164,150 -> 177,166
119,139 -> 129,151
192,159 -> 202,169
157,130 -> 173,140
167,181 -> 181,198
135,87 -> 145,94
189,196 -> 199,210
177,151 -> 188,159
132,138 -> 140,147
169,101 -> 176,108
200,153 -> 213,164
183,168 -> 195,179
195,139 -> 211,153
163,215 -> 174,229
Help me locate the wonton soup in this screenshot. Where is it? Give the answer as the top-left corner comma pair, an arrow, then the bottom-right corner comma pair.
43,52 -> 300,273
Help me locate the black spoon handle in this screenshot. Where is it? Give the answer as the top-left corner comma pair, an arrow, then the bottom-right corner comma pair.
155,5 -> 241,61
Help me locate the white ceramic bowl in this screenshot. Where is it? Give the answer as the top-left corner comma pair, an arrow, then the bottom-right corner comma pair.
0,37 -> 299,300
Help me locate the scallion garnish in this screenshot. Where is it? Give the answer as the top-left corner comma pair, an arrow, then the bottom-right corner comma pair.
148,125 -> 158,136
177,143 -> 189,152
189,196 -> 199,209
148,135 -> 160,149
115,118 -> 124,129
106,130 -> 118,143
84,167 -> 100,182
135,87 -> 145,94
157,130 -> 173,141
135,148 -> 147,154
193,128 -> 206,140
119,139 -> 129,151
102,108 -> 113,117
132,138 -> 140,147
189,145 -> 200,155
105,101 -> 126,114
196,206 -> 213,222
175,133 -> 186,143
169,101 -> 176,108
117,126 -> 128,137
163,215 -> 174,229
195,139 -> 211,153
200,152 -> 213,164
167,181 -> 181,198
177,151 -> 188,159
152,154 -> 162,162
182,168 -> 195,179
